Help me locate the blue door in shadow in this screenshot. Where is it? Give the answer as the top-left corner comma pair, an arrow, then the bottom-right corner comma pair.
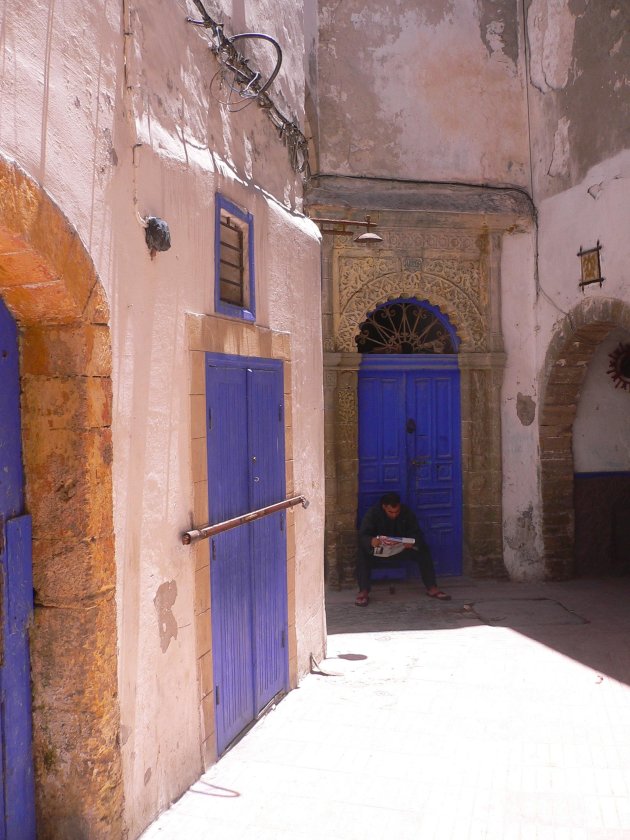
358,354 -> 463,577
0,299 -> 36,839
206,354 -> 288,755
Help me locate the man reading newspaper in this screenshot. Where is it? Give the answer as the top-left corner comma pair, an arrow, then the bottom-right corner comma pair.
355,492 -> 450,607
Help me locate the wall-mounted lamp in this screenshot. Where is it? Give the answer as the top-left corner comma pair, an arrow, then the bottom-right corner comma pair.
578,240 -> 604,291
144,216 -> 172,259
309,215 -> 383,244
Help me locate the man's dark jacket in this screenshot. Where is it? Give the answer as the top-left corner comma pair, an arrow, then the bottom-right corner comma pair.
358,503 -> 429,555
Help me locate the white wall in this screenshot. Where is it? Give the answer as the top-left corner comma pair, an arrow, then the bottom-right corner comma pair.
500,228 -> 544,579
0,0 -> 325,835
573,327 -> 630,473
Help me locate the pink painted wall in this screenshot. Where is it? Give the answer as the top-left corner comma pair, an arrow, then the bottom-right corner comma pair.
0,1 -> 325,835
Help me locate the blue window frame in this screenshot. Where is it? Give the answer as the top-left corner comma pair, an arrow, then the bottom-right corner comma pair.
215,195 -> 255,321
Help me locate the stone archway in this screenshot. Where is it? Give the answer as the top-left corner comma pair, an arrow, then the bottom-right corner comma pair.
335,268 -> 484,354
539,297 -> 630,579
0,158 -> 121,836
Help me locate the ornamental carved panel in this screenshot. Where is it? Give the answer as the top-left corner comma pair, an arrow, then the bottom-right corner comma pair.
334,260 -> 487,353
381,229 -> 479,253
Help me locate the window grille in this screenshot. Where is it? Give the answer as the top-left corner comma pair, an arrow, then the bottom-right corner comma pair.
215,195 -> 255,321
355,300 -> 457,354
219,215 -> 245,307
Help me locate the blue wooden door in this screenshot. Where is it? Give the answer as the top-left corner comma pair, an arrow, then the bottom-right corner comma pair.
406,368 -> 462,576
206,355 -> 287,755
358,355 -> 462,576
0,299 -> 36,840
246,368 -> 288,715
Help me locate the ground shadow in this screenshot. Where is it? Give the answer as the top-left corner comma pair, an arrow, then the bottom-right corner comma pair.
325,575 -> 630,688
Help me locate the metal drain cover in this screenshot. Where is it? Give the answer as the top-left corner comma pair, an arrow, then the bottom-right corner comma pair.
471,598 -> 587,627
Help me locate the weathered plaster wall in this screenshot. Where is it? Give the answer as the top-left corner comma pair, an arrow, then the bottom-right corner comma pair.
0,0 -> 324,837
526,0 -> 629,201
499,229 -> 543,580
526,0 -> 630,364
317,0 -> 530,186
497,0 -> 630,577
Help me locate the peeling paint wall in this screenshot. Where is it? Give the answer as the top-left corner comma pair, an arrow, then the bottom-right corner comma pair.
317,0 -> 530,185
0,0 -> 324,837
527,1 -> 630,199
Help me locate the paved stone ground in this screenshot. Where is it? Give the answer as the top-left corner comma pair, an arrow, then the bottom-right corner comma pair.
140,577 -> 630,839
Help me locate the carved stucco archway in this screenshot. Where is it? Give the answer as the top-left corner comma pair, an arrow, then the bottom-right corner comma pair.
334,264 -> 487,353
540,297 -> 630,579
325,245 -> 505,587
0,157 -> 121,837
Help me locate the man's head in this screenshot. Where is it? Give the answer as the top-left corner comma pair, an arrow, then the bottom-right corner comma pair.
380,492 -> 401,519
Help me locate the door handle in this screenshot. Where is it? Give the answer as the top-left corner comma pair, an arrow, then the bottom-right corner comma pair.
411,458 -> 426,467
406,418 -> 416,434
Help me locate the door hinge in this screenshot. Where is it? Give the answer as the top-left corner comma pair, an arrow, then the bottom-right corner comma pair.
280,515 -> 284,532
281,629 -> 286,649
211,539 -> 216,562
208,407 -> 212,430
278,403 -> 283,422
215,685 -> 220,705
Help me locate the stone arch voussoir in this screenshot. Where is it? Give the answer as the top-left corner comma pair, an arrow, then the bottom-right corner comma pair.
539,297 -> 630,579
0,155 -> 121,837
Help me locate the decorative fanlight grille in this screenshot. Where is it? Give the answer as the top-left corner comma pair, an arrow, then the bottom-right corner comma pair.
355,301 -> 456,354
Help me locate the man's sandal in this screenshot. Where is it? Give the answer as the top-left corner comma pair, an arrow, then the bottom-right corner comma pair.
426,588 -> 451,601
355,591 -> 369,607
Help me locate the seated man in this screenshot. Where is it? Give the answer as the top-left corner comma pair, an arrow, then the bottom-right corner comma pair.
355,491 -> 450,606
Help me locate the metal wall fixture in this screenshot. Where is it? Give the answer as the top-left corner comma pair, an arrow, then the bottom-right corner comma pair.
309,215 -> 383,244
578,240 -> 604,290
181,494 -> 309,545
187,0 -> 310,179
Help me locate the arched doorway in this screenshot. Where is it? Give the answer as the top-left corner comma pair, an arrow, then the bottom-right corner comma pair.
540,298 -> 630,579
0,156 -> 122,836
357,299 -> 463,576
573,328 -> 630,575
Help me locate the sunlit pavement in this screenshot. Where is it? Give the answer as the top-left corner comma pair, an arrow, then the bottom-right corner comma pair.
141,577 -> 630,839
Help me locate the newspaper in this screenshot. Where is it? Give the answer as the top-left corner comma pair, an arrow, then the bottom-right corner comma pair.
372,536 -> 415,558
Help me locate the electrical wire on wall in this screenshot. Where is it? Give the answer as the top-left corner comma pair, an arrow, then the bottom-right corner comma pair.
122,0 -> 172,256
187,0 -> 311,181
122,0 -> 149,230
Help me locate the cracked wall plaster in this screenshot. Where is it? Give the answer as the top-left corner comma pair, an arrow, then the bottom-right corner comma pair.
478,0 -> 519,67
527,0 -> 576,93
528,1 -> 630,196
516,392 -> 536,426
548,116 -> 571,178
154,581 -> 178,653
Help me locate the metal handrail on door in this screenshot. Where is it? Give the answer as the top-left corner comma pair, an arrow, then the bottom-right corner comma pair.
181,494 -> 309,545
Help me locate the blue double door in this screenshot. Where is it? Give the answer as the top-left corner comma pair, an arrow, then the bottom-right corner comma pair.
205,355 -> 288,755
0,300 -> 36,839
358,355 -> 463,577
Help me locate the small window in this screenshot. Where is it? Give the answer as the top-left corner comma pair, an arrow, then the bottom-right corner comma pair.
215,195 -> 255,321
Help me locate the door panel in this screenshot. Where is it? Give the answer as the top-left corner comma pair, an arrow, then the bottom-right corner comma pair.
206,356 -> 288,756
0,299 -> 36,839
207,364 -> 254,753
408,371 -> 462,576
247,368 -> 287,714
358,372 -> 405,522
358,357 -> 462,576
3,516 -> 36,840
